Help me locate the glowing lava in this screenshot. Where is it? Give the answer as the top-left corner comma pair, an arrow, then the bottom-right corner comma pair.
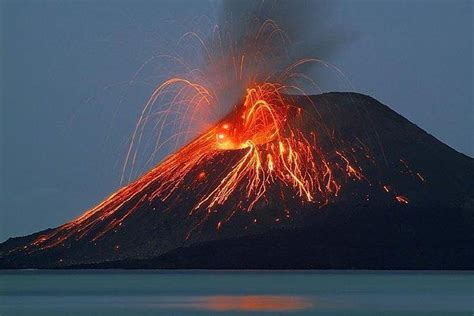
30,82 -> 355,250
23,18 -> 415,253
194,83 -> 334,212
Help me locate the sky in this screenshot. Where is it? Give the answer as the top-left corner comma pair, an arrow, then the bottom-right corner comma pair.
0,0 -> 472,241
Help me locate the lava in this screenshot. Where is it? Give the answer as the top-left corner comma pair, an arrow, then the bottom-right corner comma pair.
30,82 -> 359,250
26,19 -> 338,250
23,18 -> 415,253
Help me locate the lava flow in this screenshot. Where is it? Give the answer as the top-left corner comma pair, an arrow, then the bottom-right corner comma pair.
30,80 -> 361,251
24,17 -> 410,253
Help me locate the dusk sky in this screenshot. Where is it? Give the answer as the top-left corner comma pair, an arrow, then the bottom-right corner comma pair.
0,0 -> 472,241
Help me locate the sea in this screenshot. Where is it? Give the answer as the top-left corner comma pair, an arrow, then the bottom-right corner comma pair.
0,271 -> 473,315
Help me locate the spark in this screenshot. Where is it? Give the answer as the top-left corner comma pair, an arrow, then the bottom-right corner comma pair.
395,195 -> 409,204
416,172 -> 425,182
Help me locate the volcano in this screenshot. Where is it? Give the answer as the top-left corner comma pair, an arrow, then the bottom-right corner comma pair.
1,92 -> 473,269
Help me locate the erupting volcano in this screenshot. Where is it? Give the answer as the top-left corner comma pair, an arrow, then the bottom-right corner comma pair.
0,18 -> 473,269
22,82 -> 366,252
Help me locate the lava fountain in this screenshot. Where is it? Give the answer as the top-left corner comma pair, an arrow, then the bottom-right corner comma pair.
27,18 -> 375,252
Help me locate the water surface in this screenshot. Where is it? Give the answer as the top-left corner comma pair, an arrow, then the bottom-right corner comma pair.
1,271 -> 473,315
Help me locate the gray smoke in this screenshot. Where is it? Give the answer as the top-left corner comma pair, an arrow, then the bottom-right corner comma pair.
218,0 -> 351,81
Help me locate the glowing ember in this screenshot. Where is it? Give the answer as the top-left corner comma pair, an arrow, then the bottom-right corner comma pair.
395,195 -> 409,204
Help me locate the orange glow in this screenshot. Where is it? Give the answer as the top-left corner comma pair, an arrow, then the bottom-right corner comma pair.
194,295 -> 312,312
395,195 -> 409,204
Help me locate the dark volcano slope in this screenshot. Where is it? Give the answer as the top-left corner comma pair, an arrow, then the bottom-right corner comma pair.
1,92 -> 473,269
73,206 -> 474,270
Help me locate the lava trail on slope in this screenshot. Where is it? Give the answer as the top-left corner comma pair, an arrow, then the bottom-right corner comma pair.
1,91 -> 472,268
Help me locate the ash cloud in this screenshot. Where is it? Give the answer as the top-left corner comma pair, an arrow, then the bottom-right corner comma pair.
218,0 -> 352,88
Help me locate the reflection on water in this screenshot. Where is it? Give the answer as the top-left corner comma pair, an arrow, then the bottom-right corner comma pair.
181,295 -> 313,311
1,271 -> 473,316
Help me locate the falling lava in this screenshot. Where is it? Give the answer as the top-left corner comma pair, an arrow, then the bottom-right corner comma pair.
30,81 -> 369,251
23,19 -> 415,255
